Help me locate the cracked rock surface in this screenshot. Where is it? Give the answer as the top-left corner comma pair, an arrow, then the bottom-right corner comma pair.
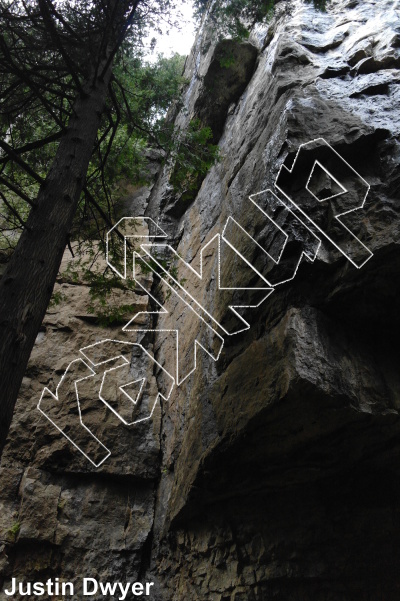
1,0 -> 400,599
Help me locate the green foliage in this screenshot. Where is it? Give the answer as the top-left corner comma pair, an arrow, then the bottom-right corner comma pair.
8,521 -> 20,540
194,0 -> 275,40
194,0 -> 330,39
138,251 -> 187,301
49,290 -> 65,308
85,269 -> 145,327
61,251 -> 139,326
168,119 -> 220,202
114,53 -> 186,126
61,245 -> 187,325
57,498 -> 67,512
69,52 -> 188,253
0,0 -> 329,325
217,47 -> 237,68
0,0 -> 188,250
306,0 -> 328,10
0,47 -> 187,254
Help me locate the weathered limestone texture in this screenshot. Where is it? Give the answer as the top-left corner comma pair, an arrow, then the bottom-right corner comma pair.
1,0 -> 400,599
0,245 -> 160,598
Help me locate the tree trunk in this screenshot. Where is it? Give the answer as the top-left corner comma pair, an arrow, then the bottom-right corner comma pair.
0,67 -> 114,456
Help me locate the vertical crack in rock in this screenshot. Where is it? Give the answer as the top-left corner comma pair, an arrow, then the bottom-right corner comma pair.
1,0 -> 400,599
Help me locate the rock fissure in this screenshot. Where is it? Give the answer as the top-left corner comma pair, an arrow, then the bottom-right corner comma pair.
2,0 -> 400,599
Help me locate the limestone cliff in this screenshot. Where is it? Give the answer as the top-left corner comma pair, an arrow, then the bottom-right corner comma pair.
1,0 -> 400,599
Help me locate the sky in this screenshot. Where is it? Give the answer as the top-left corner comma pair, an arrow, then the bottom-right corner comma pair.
145,1 -> 197,60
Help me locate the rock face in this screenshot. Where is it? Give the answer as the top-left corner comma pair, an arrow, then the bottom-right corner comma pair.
194,39 -> 259,144
0,247 -> 161,595
1,0 -> 400,599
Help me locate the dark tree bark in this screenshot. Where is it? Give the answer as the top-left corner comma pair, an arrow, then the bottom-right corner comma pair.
0,0 -> 139,455
0,77 -> 111,454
